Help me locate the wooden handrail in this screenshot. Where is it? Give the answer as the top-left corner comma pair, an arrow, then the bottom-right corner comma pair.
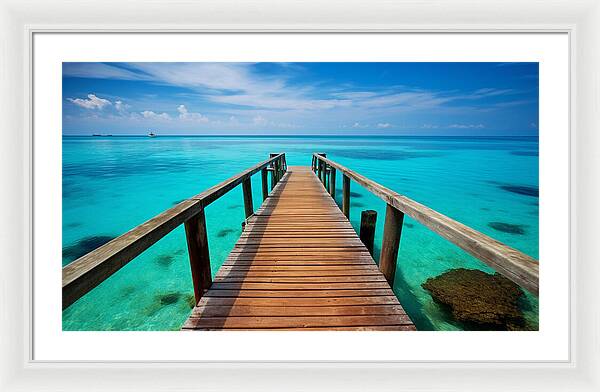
313,153 -> 539,296
62,153 -> 286,309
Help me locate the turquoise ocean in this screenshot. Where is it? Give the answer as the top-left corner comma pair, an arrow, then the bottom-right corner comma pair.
62,135 -> 539,331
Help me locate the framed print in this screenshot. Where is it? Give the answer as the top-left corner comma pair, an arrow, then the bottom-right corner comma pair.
1,0 -> 599,391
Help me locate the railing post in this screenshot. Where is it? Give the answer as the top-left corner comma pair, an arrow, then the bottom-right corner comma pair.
184,208 -> 212,304
278,156 -> 284,180
261,168 -> 268,201
329,167 -> 336,198
379,204 -> 404,285
342,174 -> 350,218
242,177 -> 253,218
270,153 -> 278,190
317,158 -> 323,180
360,210 -> 377,256
316,153 -> 326,186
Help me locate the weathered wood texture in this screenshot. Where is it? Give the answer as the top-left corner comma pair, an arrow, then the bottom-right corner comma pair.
261,168 -> 268,201
62,153 -> 285,310
313,154 -> 539,295
182,166 -> 415,331
359,210 -> 377,256
329,167 -> 336,198
342,174 -> 350,219
184,208 -> 212,303
242,178 -> 254,218
379,204 -> 404,285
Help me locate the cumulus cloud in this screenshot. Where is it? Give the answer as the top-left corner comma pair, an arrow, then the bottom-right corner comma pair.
253,115 -> 268,126
377,123 -> 392,128
114,100 -> 130,112
141,110 -> 171,120
67,94 -> 111,110
177,105 -> 208,122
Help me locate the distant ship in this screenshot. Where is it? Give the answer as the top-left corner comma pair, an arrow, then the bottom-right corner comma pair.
148,131 -> 157,138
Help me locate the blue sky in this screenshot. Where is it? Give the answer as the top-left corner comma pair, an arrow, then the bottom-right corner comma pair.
62,62 -> 538,136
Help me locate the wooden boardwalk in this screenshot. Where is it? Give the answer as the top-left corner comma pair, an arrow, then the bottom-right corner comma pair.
182,166 -> 416,330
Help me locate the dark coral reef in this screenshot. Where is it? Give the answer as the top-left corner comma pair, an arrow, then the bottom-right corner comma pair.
422,268 -> 528,330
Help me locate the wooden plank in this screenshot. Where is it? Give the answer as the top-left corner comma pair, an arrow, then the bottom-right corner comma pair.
212,276 -> 388,283
182,315 -> 413,329
196,296 -> 402,307
203,289 -> 396,298
209,282 -> 392,290
183,166 -> 414,330
314,154 -> 539,295
190,304 -> 407,318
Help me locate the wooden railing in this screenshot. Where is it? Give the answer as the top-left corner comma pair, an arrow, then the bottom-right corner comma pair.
62,153 -> 287,310
312,153 -> 539,296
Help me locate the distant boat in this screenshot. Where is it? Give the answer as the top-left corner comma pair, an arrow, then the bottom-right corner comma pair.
148,131 -> 157,138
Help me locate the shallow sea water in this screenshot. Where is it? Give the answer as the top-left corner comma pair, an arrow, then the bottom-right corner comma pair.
62,136 -> 539,331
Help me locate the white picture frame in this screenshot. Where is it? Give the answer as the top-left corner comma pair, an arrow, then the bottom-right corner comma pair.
1,0 -> 598,390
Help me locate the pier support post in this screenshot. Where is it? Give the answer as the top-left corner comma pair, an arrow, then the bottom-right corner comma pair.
379,204 -> 404,285
329,167 -> 336,198
242,178 -> 254,218
184,208 -> 212,304
342,174 -> 351,218
360,210 -> 377,256
261,168 -> 269,201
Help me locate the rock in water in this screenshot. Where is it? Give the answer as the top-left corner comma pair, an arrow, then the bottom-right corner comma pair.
422,268 -> 526,330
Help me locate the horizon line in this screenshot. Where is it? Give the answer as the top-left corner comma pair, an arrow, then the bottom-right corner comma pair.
62,133 -> 539,138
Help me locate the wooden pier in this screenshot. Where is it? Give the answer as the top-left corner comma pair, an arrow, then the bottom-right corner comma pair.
183,166 -> 414,330
62,152 -> 539,331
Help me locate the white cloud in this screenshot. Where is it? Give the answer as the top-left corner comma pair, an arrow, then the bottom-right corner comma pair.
421,124 -> 439,129
114,100 -> 130,112
253,115 -> 268,126
141,110 -> 171,120
67,94 -> 111,110
448,123 -> 485,129
177,105 -> 208,122
377,123 -> 392,128
352,122 -> 369,129
63,63 -> 147,80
